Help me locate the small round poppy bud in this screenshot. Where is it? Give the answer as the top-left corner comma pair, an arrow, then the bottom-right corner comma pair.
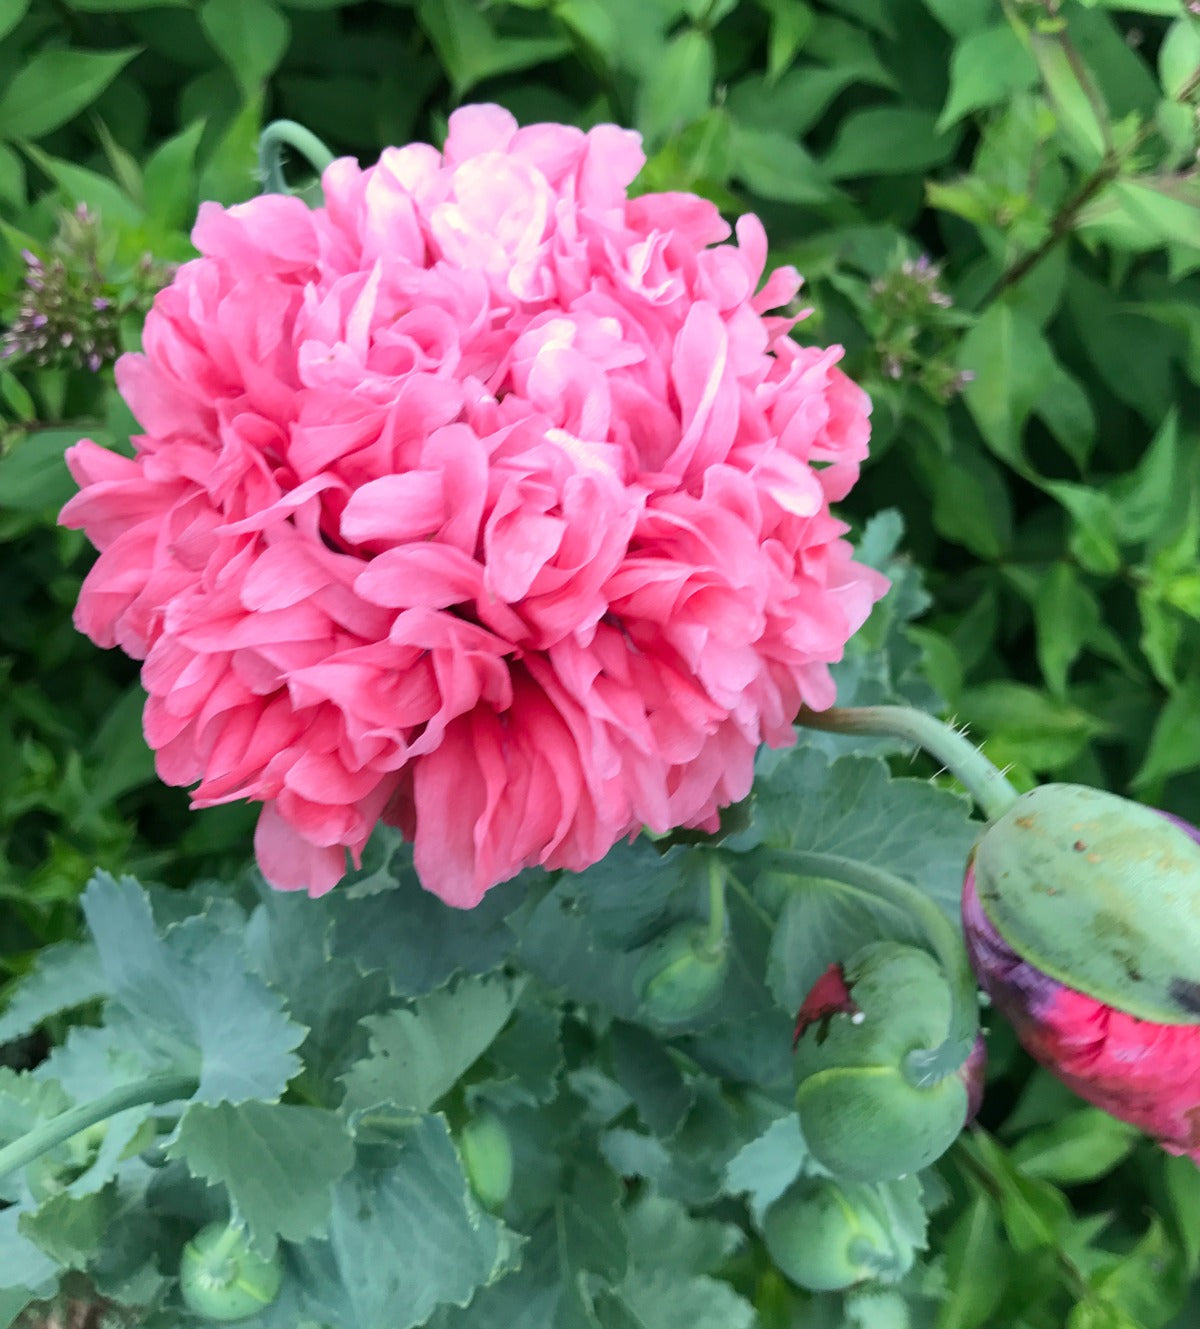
792,942 -> 978,1181
761,1176 -> 915,1291
965,785 -> 1200,1158
179,1221 -> 283,1322
459,1111 -> 513,1210
633,922 -> 728,1027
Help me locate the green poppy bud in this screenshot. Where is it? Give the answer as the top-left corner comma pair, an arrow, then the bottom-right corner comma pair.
459,1111 -> 513,1210
792,941 -> 974,1181
179,1221 -> 283,1322
762,1176 -> 915,1292
633,921 -> 728,1027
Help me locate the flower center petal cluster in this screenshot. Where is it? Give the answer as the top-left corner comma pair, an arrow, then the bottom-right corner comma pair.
60,104 -> 887,907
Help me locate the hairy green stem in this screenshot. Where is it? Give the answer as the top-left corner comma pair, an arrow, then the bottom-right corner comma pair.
704,858 -> 727,956
258,120 -> 336,195
796,704 -> 1019,822
0,1072 -> 197,1184
757,847 -> 978,1086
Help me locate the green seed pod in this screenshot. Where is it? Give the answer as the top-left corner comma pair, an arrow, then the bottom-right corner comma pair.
971,783 -> 1200,1022
179,1221 -> 283,1322
762,1176 -> 915,1292
633,922 -> 728,1026
792,941 -> 969,1181
459,1111 -> 513,1210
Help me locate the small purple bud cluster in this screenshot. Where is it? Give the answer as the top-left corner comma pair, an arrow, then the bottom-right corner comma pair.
868,252 -> 973,402
1,204 -> 171,374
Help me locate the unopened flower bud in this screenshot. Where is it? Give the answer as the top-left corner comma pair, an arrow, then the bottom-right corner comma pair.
965,784 -> 1200,1158
792,942 -> 981,1181
179,1221 -> 283,1321
458,1111 -> 513,1210
633,921 -> 728,1027
762,1175 -> 918,1291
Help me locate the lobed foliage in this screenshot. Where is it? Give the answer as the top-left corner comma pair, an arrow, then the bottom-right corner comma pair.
0,0 -> 1198,1326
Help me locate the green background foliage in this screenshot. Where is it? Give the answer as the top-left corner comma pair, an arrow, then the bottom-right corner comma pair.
1,0 -> 1199,1324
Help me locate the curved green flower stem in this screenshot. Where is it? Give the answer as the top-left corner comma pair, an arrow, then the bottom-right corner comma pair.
0,1072 -> 197,1184
197,1218 -> 246,1271
258,120 -> 336,196
703,858 -> 728,956
755,848 -> 978,1087
795,705 -> 1020,823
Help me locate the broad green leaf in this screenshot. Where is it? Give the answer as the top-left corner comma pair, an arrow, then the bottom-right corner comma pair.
200,0 -> 291,99
0,0 -> 28,43
1134,672 -> 1200,787
723,1113 -> 806,1222
17,146 -> 144,229
485,1002 -> 562,1104
1009,1109 -> 1138,1185
1139,587 -> 1184,690
1080,0 -> 1187,10
415,0 -> 569,97
759,0 -> 814,82
938,25 -> 1038,131
0,1070 -> 73,1204
609,1022 -> 693,1137
290,1112 -> 519,1329
726,65 -> 863,136
0,48 -> 138,140
728,123 -> 834,204
919,0 -> 993,35
765,876 -> 927,1015
0,141 -> 23,207
635,28 -> 714,148
1030,29 -> 1109,166
0,1209 -> 56,1310
0,942 -> 104,1045
422,1217 -> 581,1329
244,889 -> 392,1102
1088,1219 -> 1187,1327
606,1269 -> 754,1329
80,873 -> 304,1103
0,429 -> 83,514
83,685 -> 156,808
622,1194 -> 743,1276
143,119 -> 206,232
958,681 -> 1105,772
914,437 -> 1013,559
1034,564 -> 1100,697
960,1131 -> 1073,1253
556,1160 -> 629,1282
822,108 -> 958,179
727,745 -> 979,916
197,96 -> 263,206
65,0 -> 188,7
845,1291 -> 910,1329
937,1196 -> 1007,1329
167,1101 -> 355,1249
1107,411 -> 1180,544
960,303 -> 1056,468
1034,362 -> 1096,470
1041,482 -> 1122,575
331,872 -> 519,998
1161,17 -> 1200,99
340,973 -> 523,1115
18,1187 -> 118,1269
1077,177 -> 1200,254
1165,1153 -> 1200,1273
